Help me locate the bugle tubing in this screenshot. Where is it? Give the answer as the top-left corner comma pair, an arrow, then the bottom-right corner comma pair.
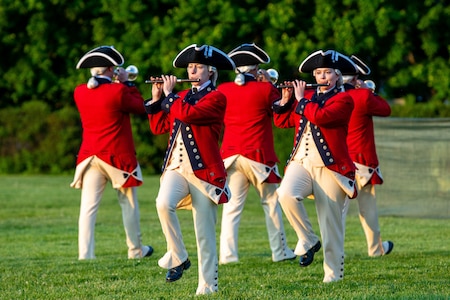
276,83 -> 330,89
145,78 -> 201,84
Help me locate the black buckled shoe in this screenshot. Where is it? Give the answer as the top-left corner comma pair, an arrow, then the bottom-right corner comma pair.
166,258 -> 191,283
299,241 -> 321,267
382,241 -> 394,255
143,245 -> 154,257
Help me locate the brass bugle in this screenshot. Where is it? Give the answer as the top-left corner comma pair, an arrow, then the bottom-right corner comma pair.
364,80 -> 376,92
145,78 -> 201,84
276,83 -> 329,89
257,68 -> 279,84
114,65 -> 139,81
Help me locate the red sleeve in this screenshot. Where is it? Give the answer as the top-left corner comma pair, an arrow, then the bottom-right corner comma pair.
170,90 -> 226,125
120,85 -> 146,115
302,92 -> 354,128
148,110 -> 171,135
365,91 -> 391,117
273,101 -> 298,129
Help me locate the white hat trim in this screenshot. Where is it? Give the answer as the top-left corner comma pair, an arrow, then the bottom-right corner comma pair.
172,44 -> 232,67
76,52 -> 124,69
298,50 -> 353,72
350,55 -> 371,75
229,50 -> 270,63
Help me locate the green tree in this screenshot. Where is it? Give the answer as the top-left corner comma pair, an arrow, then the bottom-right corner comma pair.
0,0 -> 449,174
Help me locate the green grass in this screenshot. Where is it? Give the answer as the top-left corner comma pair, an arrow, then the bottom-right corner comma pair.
0,175 -> 448,299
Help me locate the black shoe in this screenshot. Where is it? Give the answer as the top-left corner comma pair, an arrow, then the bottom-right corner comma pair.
143,245 -> 154,257
166,259 -> 191,283
299,241 -> 321,267
383,241 -> 394,255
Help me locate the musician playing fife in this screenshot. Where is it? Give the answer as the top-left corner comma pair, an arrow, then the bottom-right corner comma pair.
144,44 -> 234,295
217,43 -> 296,264
274,50 -> 358,283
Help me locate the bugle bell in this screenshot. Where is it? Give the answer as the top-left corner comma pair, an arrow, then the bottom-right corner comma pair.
114,65 -> 139,81
266,69 -> 279,84
257,68 -> 279,84
125,65 -> 139,81
364,80 -> 376,92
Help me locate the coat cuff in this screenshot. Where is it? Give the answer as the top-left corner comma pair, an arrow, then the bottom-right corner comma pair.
272,97 -> 295,114
144,98 -> 162,114
161,93 -> 179,113
295,98 -> 309,115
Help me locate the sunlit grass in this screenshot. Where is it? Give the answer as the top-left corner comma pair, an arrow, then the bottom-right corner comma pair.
0,175 -> 448,299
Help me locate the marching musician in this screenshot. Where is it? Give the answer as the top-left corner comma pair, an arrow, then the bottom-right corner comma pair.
273,50 -> 358,283
144,44 -> 235,295
342,55 -> 394,257
217,43 -> 296,264
71,45 -> 153,260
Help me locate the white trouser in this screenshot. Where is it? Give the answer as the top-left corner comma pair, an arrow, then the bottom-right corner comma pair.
220,156 -> 295,263
156,169 -> 218,295
277,160 -> 347,283
78,159 -> 144,259
345,179 -> 383,256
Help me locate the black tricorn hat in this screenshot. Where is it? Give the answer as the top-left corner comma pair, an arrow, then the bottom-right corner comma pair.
349,55 -> 371,75
173,44 -> 235,70
299,50 -> 358,74
76,46 -> 124,69
228,43 -> 270,67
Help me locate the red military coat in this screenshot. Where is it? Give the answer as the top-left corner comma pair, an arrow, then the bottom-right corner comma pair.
73,80 -> 146,187
218,79 -> 281,183
346,86 -> 391,185
145,85 -> 229,204
273,88 -> 356,182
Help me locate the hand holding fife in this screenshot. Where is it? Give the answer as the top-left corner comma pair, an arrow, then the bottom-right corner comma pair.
149,75 -> 177,99
291,80 -> 306,101
280,81 -> 293,105
150,76 -> 164,100
162,75 -> 177,97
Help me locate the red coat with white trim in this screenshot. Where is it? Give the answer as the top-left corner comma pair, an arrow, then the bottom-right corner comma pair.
273,88 -> 356,181
218,79 -> 281,182
73,80 -> 145,187
345,86 -> 391,184
145,84 -> 229,204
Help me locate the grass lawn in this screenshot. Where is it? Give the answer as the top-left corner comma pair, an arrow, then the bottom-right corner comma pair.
0,175 -> 448,299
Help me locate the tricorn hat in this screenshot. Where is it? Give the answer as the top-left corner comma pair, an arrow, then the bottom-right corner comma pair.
299,50 -> 358,74
173,44 -> 235,70
349,55 -> 371,75
228,43 -> 270,67
76,45 -> 124,69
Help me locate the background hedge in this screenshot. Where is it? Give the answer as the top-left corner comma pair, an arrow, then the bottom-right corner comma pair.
1,0 -> 449,174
